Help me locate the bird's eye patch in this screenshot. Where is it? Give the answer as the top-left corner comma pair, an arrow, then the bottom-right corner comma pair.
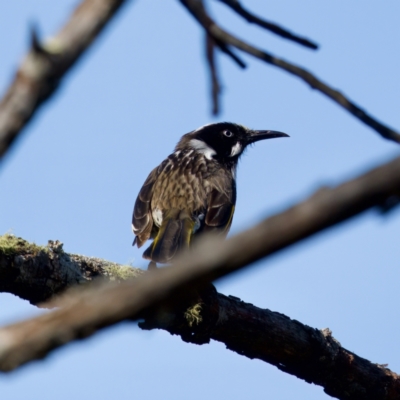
223,130 -> 233,137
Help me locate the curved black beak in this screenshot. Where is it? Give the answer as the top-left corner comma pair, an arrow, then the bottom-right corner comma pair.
247,130 -> 289,144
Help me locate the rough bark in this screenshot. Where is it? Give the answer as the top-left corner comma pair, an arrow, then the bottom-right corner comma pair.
0,235 -> 142,304
0,233 -> 399,399
145,294 -> 400,400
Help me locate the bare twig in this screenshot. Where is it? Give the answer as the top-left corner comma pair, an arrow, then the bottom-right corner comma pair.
0,0 -> 128,161
214,38 -> 247,69
205,34 -> 221,115
0,154 -> 400,376
180,0 -> 400,144
197,1 -> 246,68
218,0 -> 318,50
1,234 -> 400,399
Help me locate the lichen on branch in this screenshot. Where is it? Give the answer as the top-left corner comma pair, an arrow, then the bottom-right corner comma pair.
0,233 -> 142,304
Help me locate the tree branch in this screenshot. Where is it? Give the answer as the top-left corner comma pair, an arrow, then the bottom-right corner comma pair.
1,231 -> 400,399
0,0 -> 128,161
0,235 -> 142,305
193,1 -> 246,69
217,0 -> 318,50
180,0 -> 400,144
0,154 -> 400,390
205,34 -> 221,115
159,294 -> 400,400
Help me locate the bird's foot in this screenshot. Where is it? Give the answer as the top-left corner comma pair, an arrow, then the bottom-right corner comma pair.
147,261 -> 157,270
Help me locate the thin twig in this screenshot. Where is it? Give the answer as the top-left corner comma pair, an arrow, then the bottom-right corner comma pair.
214,38 -> 247,68
205,34 -> 221,115
0,0 -> 128,161
0,154 -> 400,376
180,0 -> 400,144
218,0 -> 318,50
198,1 -> 246,68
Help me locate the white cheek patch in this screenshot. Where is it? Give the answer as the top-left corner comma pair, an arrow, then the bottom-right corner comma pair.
230,142 -> 242,157
189,139 -> 216,160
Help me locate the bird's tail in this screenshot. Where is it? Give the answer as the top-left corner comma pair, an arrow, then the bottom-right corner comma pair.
143,209 -> 195,264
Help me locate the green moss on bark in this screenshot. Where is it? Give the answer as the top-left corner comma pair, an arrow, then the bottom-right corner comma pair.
103,264 -> 143,281
0,234 -> 45,257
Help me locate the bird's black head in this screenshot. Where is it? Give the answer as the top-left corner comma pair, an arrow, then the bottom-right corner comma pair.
176,122 -> 289,164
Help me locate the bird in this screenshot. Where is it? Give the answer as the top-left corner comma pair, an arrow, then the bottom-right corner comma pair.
132,122 -> 288,267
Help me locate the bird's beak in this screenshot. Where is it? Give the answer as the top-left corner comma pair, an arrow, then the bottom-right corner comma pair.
247,130 -> 289,144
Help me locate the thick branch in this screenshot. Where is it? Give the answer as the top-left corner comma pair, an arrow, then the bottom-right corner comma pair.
0,0 -> 128,160
147,294 -> 400,400
1,234 -> 400,399
180,0 -> 400,144
218,0 -> 318,49
0,154 -> 400,386
210,296 -> 400,399
0,235 -> 142,305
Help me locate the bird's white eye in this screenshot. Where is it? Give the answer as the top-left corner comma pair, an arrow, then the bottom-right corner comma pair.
223,130 -> 233,137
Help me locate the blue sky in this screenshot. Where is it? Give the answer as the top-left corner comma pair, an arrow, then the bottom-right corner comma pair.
1,1 -> 400,399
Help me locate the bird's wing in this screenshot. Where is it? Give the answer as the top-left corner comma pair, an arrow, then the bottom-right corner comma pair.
132,167 -> 158,248
203,178 -> 236,235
